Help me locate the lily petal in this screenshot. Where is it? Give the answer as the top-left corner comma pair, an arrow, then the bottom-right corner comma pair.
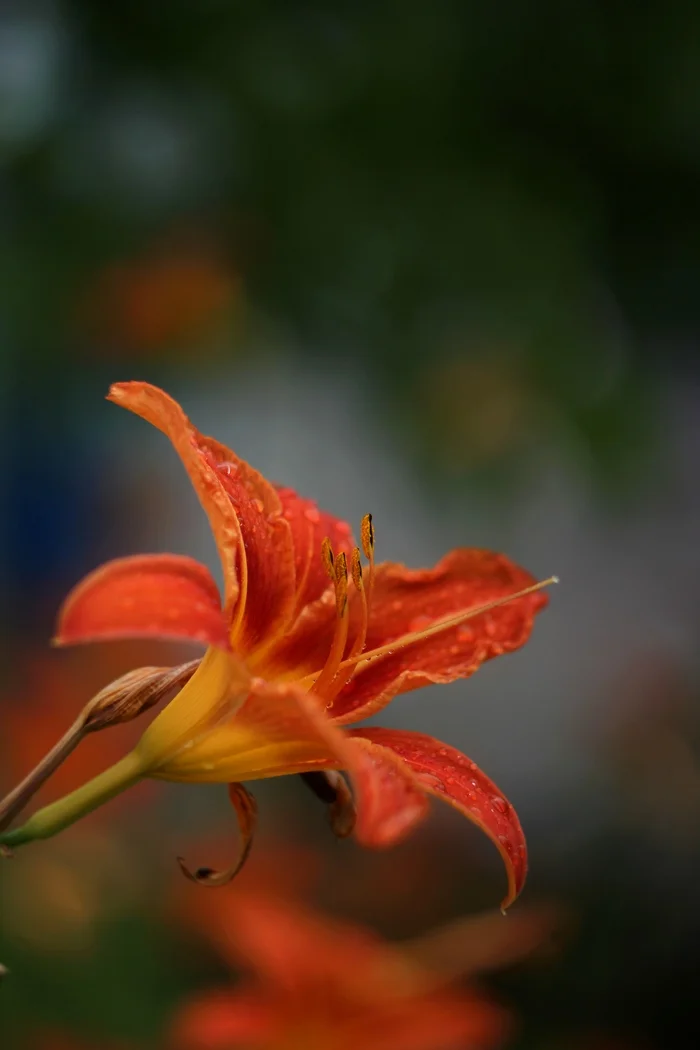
55,554 -> 229,649
349,728 -> 527,910
177,783 -> 257,886
152,679 -> 429,848
196,436 -> 297,653
332,549 -> 548,724
109,382 -> 298,654
108,383 -> 242,616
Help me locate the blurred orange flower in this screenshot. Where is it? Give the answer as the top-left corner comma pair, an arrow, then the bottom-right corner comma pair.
169,891 -> 512,1050
3,383 -> 553,908
78,241 -> 241,354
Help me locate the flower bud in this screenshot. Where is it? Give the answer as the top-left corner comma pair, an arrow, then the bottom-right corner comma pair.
82,660 -> 199,733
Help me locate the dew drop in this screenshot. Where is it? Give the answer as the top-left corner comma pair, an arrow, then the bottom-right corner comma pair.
218,461 -> 238,476
304,506 -> 321,524
456,625 -> 474,643
469,778 -> 479,789
491,796 -> 509,814
438,747 -> 449,757
253,498 -> 265,514
484,616 -> 497,638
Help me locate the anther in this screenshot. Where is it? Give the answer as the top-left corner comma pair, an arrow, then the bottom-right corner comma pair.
321,537 -> 335,579
334,552 -> 348,617
350,547 -> 363,591
360,513 -> 374,559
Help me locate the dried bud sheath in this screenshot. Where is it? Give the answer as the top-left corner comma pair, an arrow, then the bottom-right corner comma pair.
82,661 -> 199,732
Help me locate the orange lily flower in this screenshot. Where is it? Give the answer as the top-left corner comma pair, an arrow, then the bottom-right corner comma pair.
0,383 -> 553,908
169,891 -> 512,1050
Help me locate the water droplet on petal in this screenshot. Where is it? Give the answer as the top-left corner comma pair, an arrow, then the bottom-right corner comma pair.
304,506 -> 321,523
253,498 -> 265,514
456,625 -> 474,643
218,461 -> 238,476
484,616 -> 497,638
491,796 -> 509,814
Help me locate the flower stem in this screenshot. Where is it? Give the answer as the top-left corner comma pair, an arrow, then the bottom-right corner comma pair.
0,716 -> 87,834
0,751 -> 145,850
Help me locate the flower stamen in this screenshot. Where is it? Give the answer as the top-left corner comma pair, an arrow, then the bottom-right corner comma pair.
323,543 -> 370,708
323,513 -> 375,707
311,549 -> 350,697
360,512 -> 375,610
300,576 -> 559,692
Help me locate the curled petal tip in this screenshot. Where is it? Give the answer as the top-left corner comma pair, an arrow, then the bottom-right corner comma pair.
177,783 -> 257,888
176,856 -> 238,887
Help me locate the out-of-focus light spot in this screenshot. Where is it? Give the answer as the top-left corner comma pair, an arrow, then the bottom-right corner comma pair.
0,12 -> 68,148
75,238 -> 243,355
422,347 -> 534,471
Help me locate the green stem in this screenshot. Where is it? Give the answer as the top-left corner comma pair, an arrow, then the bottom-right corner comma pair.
0,751 -> 145,850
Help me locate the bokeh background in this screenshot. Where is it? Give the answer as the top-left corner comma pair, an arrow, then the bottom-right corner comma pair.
2,1 -> 700,1047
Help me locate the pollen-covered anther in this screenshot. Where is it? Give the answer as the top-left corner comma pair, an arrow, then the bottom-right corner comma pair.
321,536 -> 335,580
350,546 -> 363,591
334,551 -> 349,617
360,513 -> 374,559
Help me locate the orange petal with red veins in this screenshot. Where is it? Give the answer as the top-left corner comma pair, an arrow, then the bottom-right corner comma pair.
109,383 -> 299,653
331,549 -> 548,724
349,727 -> 527,910
153,679 -> 429,849
346,736 -> 430,848
108,383 -> 242,616
55,554 -> 229,649
196,435 -> 297,652
275,486 -> 355,615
